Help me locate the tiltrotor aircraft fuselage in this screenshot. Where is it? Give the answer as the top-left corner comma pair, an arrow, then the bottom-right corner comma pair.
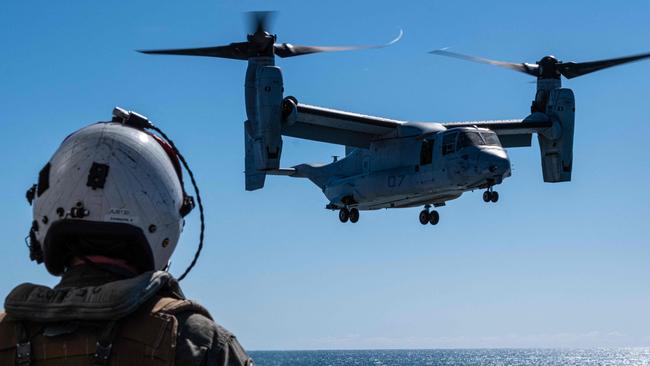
277,104 -> 522,226
141,13 -> 650,225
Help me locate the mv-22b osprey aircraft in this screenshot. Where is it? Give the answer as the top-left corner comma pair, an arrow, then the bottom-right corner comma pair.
141,13 -> 650,225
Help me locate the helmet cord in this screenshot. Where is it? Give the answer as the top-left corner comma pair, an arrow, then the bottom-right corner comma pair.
148,126 -> 205,282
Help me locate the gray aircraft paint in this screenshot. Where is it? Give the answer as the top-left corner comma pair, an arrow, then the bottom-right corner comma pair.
291,125 -> 512,211
211,46 -> 582,224
250,69 -> 574,221
244,57 -> 284,190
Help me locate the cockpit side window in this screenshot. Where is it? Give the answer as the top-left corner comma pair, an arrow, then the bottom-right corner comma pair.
420,140 -> 433,165
457,132 -> 484,150
442,132 -> 457,155
481,132 -> 502,146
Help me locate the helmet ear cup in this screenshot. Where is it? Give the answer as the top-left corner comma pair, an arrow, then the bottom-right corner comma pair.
28,220 -> 44,264
179,196 -> 195,218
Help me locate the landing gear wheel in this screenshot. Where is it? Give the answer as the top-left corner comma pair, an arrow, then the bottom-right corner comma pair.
483,191 -> 491,202
339,208 -> 350,223
429,210 -> 440,225
349,208 -> 360,223
490,191 -> 499,203
419,210 -> 430,225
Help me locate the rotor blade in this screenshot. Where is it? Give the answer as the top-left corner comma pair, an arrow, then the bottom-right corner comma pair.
558,52 -> 650,79
138,42 -> 252,60
274,29 -> 403,58
430,49 -> 540,77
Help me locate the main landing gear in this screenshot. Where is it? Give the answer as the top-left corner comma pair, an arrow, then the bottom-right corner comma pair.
483,188 -> 499,203
339,207 -> 360,223
419,205 -> 440,226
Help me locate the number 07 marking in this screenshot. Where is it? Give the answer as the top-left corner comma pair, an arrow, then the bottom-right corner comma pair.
388,175 -> 405,187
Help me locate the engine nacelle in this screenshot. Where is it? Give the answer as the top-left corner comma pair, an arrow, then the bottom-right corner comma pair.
244,60 -> 284,190
538,88 -> 575,182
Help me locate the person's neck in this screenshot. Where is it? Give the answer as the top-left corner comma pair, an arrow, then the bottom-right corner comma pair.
69,255 -> 139,275
55,256 -> 142,289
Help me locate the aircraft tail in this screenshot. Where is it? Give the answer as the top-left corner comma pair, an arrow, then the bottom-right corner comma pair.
538,88 -> 575,182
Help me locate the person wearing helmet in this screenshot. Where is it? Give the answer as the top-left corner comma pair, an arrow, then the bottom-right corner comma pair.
0,108 -> 253,366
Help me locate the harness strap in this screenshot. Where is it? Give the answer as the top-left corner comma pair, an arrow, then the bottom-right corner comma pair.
91,320 -> 119,366
151,297 -> 213,320
15,322 -> 31,366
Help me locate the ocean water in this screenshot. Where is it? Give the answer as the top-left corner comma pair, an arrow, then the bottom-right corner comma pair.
248,349 -> 650,366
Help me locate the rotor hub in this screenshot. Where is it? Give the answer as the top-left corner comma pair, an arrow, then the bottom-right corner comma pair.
538,55 -> 561,79
248,31 -> 275,43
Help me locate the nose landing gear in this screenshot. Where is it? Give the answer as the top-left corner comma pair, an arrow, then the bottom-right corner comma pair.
339,207 -> 360,223
419,205 -> 440,225
483,188 -> 499,203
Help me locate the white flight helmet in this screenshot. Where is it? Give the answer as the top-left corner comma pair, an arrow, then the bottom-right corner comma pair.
26,108 -> 198,276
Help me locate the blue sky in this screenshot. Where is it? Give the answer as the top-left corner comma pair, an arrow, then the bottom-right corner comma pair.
1,0 -> 650,350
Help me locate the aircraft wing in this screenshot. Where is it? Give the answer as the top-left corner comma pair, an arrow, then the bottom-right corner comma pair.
442,115 -> 553,148
282,100 -> 552,149
282,103 -> 405,148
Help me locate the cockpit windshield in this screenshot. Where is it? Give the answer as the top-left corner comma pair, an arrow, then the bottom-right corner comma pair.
456,131 -> 502,150
457,132 -> 484,149
481,132 -> 501,146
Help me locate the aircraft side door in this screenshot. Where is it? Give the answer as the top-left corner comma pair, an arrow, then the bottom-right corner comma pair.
418,139 -> 434,185
441,131 -> 460,182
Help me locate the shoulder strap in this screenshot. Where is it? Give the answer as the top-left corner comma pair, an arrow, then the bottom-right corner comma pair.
91,320 -> 118,366
1,303 -> 178,366
151,297 -> 213,321
14,321 -> 31,366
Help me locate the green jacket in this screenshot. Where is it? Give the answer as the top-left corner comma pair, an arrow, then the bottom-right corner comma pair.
0,265 -> 253,366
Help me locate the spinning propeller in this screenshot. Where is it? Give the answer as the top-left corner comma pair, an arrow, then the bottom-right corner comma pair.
139,11 -> 403,60
430,49 -> 650,79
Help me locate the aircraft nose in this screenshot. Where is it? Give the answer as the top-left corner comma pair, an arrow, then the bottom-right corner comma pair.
480,149 -> 510,178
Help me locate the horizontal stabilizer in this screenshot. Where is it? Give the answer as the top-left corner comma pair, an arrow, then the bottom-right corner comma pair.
267,168 -> 297,176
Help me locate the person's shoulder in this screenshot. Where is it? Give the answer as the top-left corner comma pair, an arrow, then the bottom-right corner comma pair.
152,297 -> 253,366
176,310 -> 236,348
0,311 -> 15,326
